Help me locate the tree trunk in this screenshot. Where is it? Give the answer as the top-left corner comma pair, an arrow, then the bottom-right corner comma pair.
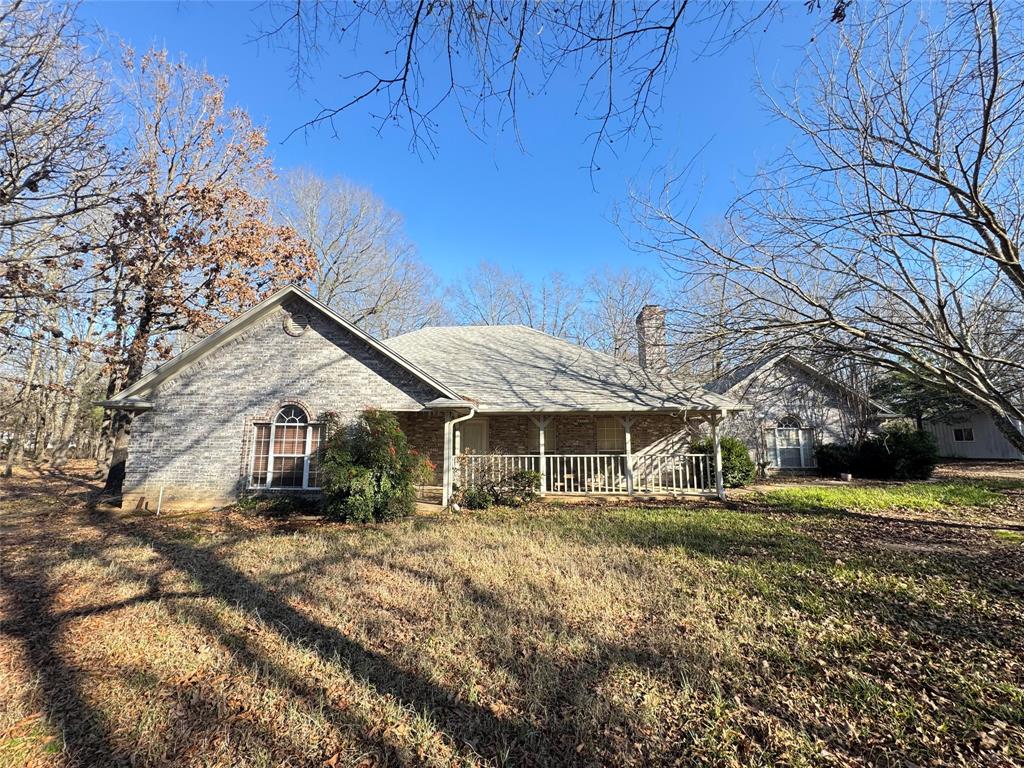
101,409 -> 134,495
101,303 -> 154,496
4,338 -> 41,476
990,407 -> 1024,455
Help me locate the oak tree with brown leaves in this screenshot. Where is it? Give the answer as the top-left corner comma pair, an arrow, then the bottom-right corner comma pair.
99,50 -> 315,493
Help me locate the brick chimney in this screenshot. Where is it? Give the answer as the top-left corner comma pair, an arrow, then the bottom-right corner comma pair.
636,305 -> 668,377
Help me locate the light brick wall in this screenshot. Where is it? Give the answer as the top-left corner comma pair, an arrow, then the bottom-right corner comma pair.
122,302 -> 441,510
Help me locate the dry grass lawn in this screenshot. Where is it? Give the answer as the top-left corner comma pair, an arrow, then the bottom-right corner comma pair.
2,463 -> 1023,767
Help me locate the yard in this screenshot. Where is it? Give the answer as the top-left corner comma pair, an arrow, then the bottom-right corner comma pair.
2,463 -> 1023,767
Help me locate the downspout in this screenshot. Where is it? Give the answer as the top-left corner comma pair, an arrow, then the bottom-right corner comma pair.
443,408 -> 476,507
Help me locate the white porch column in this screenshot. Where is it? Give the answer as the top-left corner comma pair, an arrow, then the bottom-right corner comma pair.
531,416 -> 550,495
443,408 -> 476,507
711,409 -> 726,501
621,416 -> 634,495
442,415 -> 454,507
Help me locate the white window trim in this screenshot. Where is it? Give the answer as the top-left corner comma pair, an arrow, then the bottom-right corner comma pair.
596,416 -> 626,454
772,426 -> 816,469
248,411 -> 322,491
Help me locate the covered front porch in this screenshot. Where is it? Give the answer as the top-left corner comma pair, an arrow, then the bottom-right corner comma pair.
396,409 -> 728,505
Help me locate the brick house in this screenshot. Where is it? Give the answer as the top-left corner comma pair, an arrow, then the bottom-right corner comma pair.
103,286 -> 740,511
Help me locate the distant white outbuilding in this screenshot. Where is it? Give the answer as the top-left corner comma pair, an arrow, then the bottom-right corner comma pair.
923,409 -> 1024,461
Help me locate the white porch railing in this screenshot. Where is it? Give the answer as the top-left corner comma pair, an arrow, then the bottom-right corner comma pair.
457,454 -> 541,487
632,453 -> 713,494
455,453 -> 716,496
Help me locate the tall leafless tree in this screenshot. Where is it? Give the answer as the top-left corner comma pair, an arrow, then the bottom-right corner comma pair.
447,261 -> 587,340
582,265 -> 663,361
639,0 -> 1024,451
274,169 -> 443,337
0,1 -> 114,304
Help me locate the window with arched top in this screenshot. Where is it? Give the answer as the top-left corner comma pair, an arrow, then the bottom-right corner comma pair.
249,405 -> 323,489
773,415 -> 815,469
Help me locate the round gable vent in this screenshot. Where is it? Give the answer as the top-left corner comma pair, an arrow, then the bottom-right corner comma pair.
283,312 -> 310,337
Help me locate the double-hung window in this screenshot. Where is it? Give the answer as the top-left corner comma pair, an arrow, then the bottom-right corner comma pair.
596,417 -> 625,453
773,415 -> 816,469
249,405 -> 323,489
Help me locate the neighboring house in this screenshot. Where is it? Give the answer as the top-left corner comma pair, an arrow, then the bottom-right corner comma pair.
706,355 -> 896,472
102,288 -> 740,511
923,409 -> 1024,460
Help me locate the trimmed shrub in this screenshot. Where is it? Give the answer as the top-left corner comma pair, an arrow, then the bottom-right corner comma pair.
858,425 -> 938,480
319,409 -> 434,523
690,436 -> 756,488
456,469 -> 541,509
816,425 -> 938,481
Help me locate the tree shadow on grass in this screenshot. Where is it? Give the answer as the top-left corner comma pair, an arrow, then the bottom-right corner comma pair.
6,474 -> 1022,766
467,504 -> 827,565
76,505 -> 538,764
0,502 -> 128,767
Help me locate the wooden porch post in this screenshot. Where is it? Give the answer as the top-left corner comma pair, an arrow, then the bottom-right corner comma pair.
711,410 -> 726,501
621,416 -> 634,495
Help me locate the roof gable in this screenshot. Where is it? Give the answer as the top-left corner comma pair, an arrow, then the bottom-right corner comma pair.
707,354 -> 896,417
106,286 -> 460,405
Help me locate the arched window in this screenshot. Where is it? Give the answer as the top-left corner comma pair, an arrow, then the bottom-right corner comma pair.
249,405 -> 323,489
773,414 -> 814,469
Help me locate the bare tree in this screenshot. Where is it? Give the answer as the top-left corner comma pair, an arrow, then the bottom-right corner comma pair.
0,1 -> 114,303
447,261 -> 587,340
274,169 -> 443,336
639,0 -> 1024,451
582,265 -> 663,361
259,1 -> 848,163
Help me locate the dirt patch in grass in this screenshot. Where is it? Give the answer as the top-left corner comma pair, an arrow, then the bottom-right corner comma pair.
1,464 -> 1023,767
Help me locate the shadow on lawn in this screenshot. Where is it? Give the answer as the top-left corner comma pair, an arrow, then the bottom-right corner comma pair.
469,504 -> 825,563
4,472 -> 1023,766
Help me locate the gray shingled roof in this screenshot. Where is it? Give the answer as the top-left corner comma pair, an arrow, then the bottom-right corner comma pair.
386,325 -> 737,413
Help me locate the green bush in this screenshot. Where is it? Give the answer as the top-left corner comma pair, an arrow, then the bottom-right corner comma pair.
456,469 -> 541,509
815,443 -> 858,478
689,435 -> 756,488
319,409 -> 433,523
858,425 -> 938,480
816,425 -> 938,481
458,485 -> 493,510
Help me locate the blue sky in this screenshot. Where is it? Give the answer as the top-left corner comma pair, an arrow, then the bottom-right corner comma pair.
80,2 -> 821,284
